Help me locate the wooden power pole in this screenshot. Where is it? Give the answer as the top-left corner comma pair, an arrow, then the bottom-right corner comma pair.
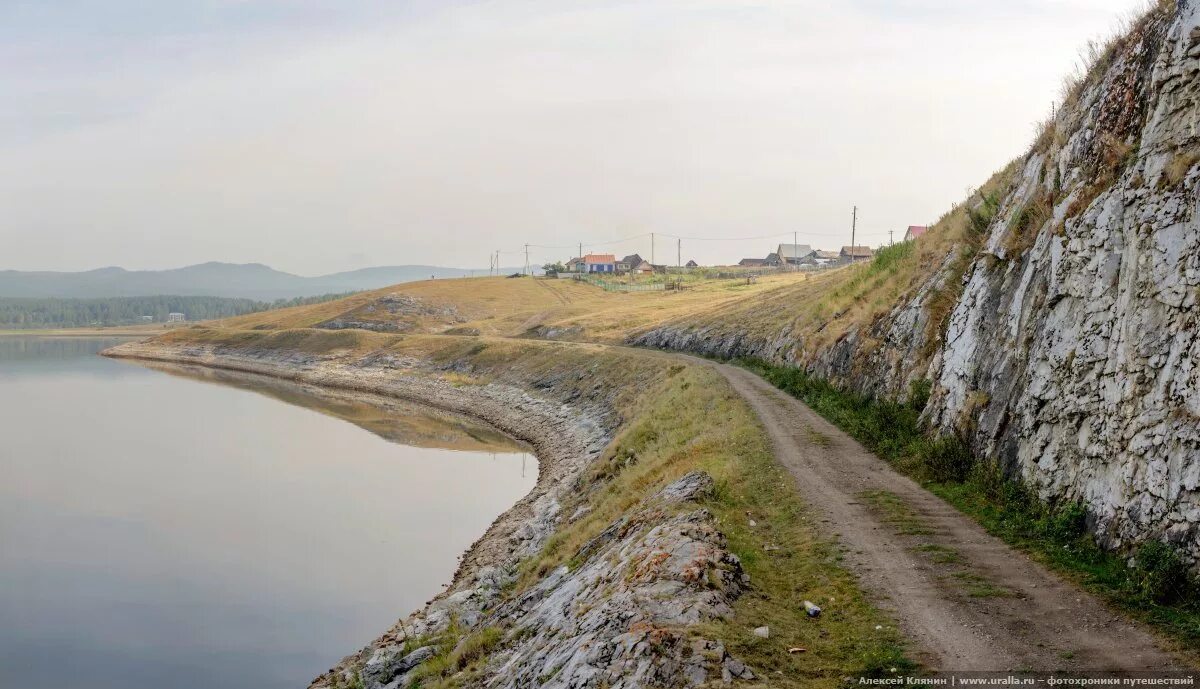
851,206 -> 858,250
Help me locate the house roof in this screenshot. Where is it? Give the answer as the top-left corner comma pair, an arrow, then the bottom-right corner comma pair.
633,260 -> 654,271
584,253 -> 616,264
739,258 -> 766,266
777,243 -> 813,258
685,260 -> 698,267
619,253 -> 643,265
904,225 -> 928,240
840,246 -> 874,257
764,252 -> 781,263
812,250 -> 840,259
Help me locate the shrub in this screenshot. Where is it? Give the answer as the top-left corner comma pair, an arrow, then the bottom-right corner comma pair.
1047,502 -> 1089,541
871,242 -> 914,272
967,193 -> 1001,236
1134,541 -> 1189,604
908,379 -> 932,413
920,436 -> 975,483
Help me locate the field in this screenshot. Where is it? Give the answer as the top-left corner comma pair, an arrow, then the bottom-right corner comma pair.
194,162 -> 1014,365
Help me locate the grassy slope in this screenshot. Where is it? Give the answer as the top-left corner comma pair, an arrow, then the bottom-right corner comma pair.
207,156 -> 1014,368
208,272 -> 828,341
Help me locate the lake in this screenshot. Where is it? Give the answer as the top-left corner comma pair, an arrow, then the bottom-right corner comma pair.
0,337 -> 534,689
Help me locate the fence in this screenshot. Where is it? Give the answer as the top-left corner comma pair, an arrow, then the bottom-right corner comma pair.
572,274 -> 666,292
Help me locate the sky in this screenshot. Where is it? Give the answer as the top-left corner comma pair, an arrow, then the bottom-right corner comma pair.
1,0 -> 1149,274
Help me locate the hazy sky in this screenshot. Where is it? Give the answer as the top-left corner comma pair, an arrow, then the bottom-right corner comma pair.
2,0 -> 1146,274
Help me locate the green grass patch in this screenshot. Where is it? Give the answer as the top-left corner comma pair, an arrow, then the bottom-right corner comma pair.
860,490 -> 933,536
739,358 -> 1200,657
804,425 -> 832,448
949,571 -> 1009,599
912,543 -> 964,565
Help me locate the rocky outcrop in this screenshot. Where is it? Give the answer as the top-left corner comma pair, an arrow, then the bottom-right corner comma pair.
317,293 -> 466,334
634,1 -> 1200,566
103,340 -> 752,688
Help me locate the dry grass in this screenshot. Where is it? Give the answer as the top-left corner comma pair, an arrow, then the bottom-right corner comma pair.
212,270 -> 845,345
1003,191 -> 1053,257
1162,149 -> 1200,189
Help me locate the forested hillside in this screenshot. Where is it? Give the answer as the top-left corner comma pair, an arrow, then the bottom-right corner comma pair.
0,293 -> 355,328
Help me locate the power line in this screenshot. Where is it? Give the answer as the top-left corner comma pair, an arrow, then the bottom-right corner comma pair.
657,230 -> 821,242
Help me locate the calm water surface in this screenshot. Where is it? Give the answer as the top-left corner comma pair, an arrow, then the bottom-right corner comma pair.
0,337 -> 534,689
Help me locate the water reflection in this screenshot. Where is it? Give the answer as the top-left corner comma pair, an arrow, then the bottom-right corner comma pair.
0,337 -> 535,689
142,361 -> 523,453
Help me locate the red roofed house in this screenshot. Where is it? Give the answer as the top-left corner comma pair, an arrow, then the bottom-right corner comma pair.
584,253 -> 616,273
903,225 -> 928,241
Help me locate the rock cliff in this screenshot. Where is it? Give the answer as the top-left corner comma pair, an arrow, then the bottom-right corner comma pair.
636,0 -> 1200,565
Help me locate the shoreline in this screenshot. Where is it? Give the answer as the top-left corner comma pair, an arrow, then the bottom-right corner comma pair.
102,338 -> 613,687
1,327 -> 172,337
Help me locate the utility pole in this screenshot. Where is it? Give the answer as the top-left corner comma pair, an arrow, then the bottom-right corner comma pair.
889,229 -> 894,246
524,244 -> 530,276
650,232 -> 655,266
677,238 -> 681,270
851,206 -> 858,251
793,230 -> 798,271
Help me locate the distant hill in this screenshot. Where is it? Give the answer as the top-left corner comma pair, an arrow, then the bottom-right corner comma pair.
0,262 -> 506,301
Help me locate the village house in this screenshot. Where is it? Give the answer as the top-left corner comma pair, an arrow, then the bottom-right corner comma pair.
810,249 -> 840,265
904,225 -> 928,241
617,254 -> 643,273
685,260 -> 699,269
584,254 -> 617,273
738,257 -> 767,267
776,243 -> 813,265
167,312 -> 186,322
840,246 -> 874,262
763,252 -> 782,267
565,257 -> 586,273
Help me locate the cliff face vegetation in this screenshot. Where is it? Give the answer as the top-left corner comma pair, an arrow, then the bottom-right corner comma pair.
637,0 -> 1200,565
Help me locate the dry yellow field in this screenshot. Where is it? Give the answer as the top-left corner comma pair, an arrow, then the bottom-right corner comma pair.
178,164 -> 1016,361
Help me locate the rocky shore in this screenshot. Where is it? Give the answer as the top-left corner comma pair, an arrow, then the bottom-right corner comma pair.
103,338 -> 756,688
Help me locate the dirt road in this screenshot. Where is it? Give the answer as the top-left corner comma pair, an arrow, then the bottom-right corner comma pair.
709,360 -> 1182,672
